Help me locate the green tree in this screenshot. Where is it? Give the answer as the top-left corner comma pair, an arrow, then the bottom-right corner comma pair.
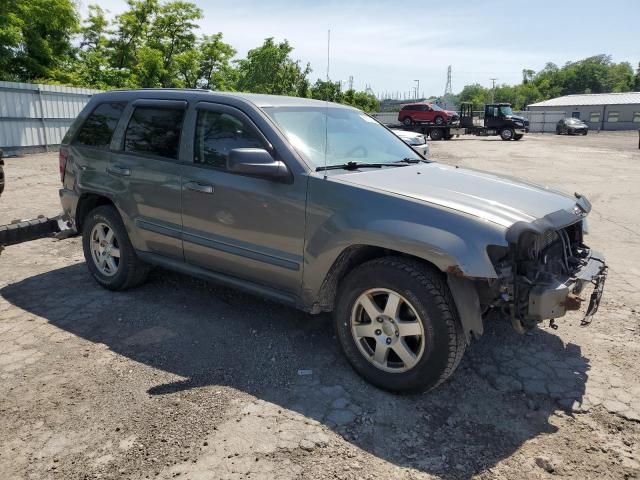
635,63 -> 640,91
310,79 -> 343,102
110,0 -> 159,70
457,83 -> 490,110
148,1 -> 202,86
198,33 -> 237,90
0,0 -> 79,81
236,38 -> 311,96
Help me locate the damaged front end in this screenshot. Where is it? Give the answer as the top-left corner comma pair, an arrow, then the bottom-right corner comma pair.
486,195 -> 608,332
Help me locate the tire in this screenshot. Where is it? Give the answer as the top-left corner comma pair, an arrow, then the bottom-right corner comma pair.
334,257 -> 466,393
402,117 -> 413,127
583,130 -> 588,135
82,205 -> 149,291
429,128 -> 444,141
434,116 -> 445,125
514,134 -> 523,141
556,127 -> 562,135
500,128 -> 514,141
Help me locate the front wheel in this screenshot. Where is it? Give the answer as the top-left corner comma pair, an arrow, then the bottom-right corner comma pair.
429,128 -> 444,141
82,205 -> 149,291
334,257 -> 466,392
500,128 -> 514,140
434,116 -> 445,125
514,134 -> 523,141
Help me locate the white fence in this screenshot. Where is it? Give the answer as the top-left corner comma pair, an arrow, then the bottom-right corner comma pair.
514,111 -> 565,133
0,81 -> 101,154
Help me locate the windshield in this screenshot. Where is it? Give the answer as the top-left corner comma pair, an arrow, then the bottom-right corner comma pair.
430,104 -> 443,111
566,118 -> 582,124
499,105 -> 513,116
264,106 -> 422,168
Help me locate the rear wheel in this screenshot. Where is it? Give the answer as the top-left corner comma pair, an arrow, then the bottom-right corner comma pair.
582,130 -> 588,135
334,257 -> 466,392
500,128 -> 514,141
82,205 -> 149,291
429,128 -> 444,141
402,117 -> 413,127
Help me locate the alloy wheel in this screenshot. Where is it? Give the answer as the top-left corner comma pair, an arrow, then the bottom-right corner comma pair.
350,288 -> 425,373
90,222 -> 120,276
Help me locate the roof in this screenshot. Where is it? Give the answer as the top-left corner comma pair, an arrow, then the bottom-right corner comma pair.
528,92 -> 640,107
100,88 -> 350,109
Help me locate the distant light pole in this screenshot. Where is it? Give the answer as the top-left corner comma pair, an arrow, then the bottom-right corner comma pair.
414,80 -> 420,100
490,78 -> 497,103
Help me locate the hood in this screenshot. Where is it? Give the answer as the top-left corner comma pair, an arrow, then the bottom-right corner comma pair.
336,163 -> 579,228
505,114 -> 527,123
392,129 -> 425,141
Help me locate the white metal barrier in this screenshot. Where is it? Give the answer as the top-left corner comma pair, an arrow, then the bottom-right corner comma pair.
0,81 -> 101,154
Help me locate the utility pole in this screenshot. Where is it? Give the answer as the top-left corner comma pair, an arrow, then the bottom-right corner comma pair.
490,77 -> 497,103
414,80 -> 420,100
348,75 -> 354,91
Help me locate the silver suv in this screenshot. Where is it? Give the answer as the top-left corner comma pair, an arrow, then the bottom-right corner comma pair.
59,89 -> 607,392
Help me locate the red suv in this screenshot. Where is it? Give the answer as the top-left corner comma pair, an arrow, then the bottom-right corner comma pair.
398,102 -> 458,126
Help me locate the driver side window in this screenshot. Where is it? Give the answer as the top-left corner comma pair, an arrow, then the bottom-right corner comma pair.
194,110 -> 264,170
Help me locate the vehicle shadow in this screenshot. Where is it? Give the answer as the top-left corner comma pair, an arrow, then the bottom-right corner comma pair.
1,263 -> 589,479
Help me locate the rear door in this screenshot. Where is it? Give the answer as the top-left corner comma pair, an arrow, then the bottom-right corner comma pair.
180,102 -> 306,294
108,99 -> 187,260
419,105 -> 432,122
66,102 -> 127,195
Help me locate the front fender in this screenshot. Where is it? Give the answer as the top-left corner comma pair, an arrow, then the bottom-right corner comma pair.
302,176 -> 507,307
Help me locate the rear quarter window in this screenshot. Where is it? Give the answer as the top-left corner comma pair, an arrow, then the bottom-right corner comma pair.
73,102 -> 127,149
124,107 -> 185,159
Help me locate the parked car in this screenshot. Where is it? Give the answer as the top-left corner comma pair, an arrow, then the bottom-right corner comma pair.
391,129 -> 429,157
59,90 -> 607,392
556,118 -> 589,135
398,102 -> 458,127
0,150 -> 5,196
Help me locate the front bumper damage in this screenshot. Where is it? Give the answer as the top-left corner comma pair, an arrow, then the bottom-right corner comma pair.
491,195 -> 608,332
0,213 -> 75,256
525,249 -> 607,327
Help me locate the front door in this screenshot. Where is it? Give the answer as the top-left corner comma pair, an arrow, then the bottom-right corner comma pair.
180,103 -> 306,294
108,99 -> 186,259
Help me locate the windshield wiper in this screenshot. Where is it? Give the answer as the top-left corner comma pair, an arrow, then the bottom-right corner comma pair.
316,161 -> 410,172
396,158 -> 427,164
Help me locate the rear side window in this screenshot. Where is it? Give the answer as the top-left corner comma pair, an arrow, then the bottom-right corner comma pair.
194,110 -> 264,169
124,107 -> 185,159
74,102 -> 126,149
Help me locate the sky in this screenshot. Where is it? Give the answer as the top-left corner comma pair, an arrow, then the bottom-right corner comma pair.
78,0 -> 640,98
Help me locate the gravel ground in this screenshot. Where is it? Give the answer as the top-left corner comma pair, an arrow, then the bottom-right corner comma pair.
1,131 -> 639,480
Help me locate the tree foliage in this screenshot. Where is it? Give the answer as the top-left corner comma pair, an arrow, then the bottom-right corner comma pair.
0,0 -> 79,81
455,55 -> 638,110
236,38 -> 311,96
0,1 -> 636,113
309,79 -> 379,112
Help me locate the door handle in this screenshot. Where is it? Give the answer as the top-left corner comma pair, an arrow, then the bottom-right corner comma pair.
185,181 -> 214,194
107,165 -> 131,177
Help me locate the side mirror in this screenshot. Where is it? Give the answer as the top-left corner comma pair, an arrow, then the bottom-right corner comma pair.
227,148 -> 290,181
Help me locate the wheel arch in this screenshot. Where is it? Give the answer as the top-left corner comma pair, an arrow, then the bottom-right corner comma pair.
75,193 -> 116,232
314,245 -> 484,344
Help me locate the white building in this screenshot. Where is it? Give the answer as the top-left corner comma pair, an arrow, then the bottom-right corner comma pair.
528,92 -> 640,131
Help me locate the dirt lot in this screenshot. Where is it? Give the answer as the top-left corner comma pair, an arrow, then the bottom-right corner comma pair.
1,132 -> 639,480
